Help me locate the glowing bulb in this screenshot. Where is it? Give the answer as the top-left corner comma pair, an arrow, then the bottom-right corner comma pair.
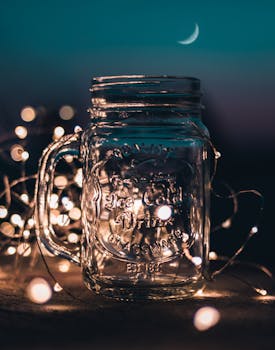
6,246 -> 16,255
53,126 -> 65,140
222,218 -> 231,229
17,242 -> 31,256
10,144 -> 24,162
192,256 -> 202,266
54,176 -> 68,189
255,288 -> 267,296
21,151 -> 29,161
20,193 -> 29,203
26,278 -> 52,304
0,206 -> 8,219
74,168 -> 82,187
23,229 -> 31,239
182,233 -> 189,243
15,126 -> 28,139
10,214 -> 24,227
20,106 -> 36,122
27,218 -> 35,228
58,260 -> 70,273
209,251 -> 218,260
193,307 -> 220,331
215,151 -> 221,159
53,282 -> 63,292
67,232 -> 79,244
61,197 -> 74,211
68,207 -> 81,221
250,226 -> 258,234
195,289 -> 204,296
59,105 -> 75,120
156,205 -> 172,220
74,125 -> 82,133
0,222 -> 15,237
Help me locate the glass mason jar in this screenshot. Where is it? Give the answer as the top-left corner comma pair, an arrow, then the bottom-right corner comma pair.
35,75 -> 211,301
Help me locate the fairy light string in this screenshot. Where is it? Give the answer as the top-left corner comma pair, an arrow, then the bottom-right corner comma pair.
181,118 -> 270,295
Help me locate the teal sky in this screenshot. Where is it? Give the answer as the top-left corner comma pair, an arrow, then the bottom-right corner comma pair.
0,0 -> 275,146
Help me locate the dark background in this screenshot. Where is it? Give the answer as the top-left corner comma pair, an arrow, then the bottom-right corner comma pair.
0,0 -> 274,271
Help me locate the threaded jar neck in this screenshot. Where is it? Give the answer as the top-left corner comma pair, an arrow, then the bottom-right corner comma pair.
89,75 -> 203,119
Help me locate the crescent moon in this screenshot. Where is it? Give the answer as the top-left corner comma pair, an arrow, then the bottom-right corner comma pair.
178,23 -> 199,45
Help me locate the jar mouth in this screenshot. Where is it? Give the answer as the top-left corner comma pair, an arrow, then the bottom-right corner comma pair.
90,75 -> 202,115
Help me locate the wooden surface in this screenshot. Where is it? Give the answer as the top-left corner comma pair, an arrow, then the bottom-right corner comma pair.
0,256 -> 274,350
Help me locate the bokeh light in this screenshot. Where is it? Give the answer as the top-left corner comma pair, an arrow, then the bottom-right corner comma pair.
0,222 -> 15,237
53,126 -> 65,140
6,246 -> 16,255
10,144 -> 24,162
15,126 -> 28,139
67,232 -> 79,243
156,205 -> 172,220
0,206 -> 8,219
58,260 -> 70,273
54,176 -> 68,189
20,106 -> 36,122
69,207 -> 81,221
26,278 -> 52,304
193,307 -> 221,331
59,105 -> 75,120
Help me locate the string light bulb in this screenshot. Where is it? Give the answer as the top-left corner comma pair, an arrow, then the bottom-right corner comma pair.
26,278 -> 52,304
67,232 -> 79,243
209,251 -> 218,260
156,205 -> 172,220
255,288 -> 267,296
192,256 -> 202,266
69,207 -> 81,221
53,126 -> 65,140
54,176 -> 68,189
250,226 -> 258,234
21,151 -> 29,161
53,282 -> 63,292
221,218 -> 231,229
10,214 -> 24,227
15,126 -> 28,139
20,193 -> 29,204
58,260 -> 70,273
6,246 -> 16,255
193,307 -> 220,331
0,206 -> 8,219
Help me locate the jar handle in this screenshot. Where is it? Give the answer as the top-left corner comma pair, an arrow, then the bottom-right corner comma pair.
35,131 -> 82,265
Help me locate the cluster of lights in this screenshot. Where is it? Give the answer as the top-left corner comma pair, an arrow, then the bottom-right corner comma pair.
0,103 -> 269,307
9,104 -> 76,163
0,103 -> 82,297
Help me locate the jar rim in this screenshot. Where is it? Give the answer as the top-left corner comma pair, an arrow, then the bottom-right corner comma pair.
90,75 -> 202,114
92,74 -> 199,84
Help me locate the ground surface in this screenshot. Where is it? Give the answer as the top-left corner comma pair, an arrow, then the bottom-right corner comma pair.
0,256 -> 274,350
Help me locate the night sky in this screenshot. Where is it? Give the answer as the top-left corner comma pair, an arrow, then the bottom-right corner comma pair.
0,0 -> 275,149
